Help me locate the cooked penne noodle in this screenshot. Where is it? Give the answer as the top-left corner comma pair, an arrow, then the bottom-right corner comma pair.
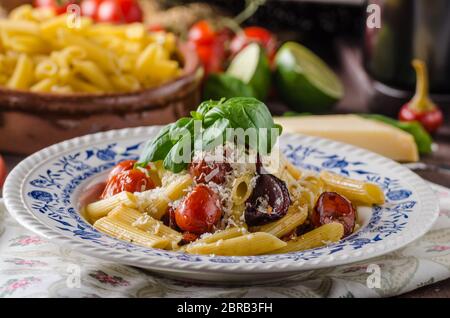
191,227 -> 246,245
94,217 -> 169,249
231,174 -> 253,205
320,170 -> 385,205
271,222 -> 344,254
186,232 -> 287,256
254,204 -> 308,238
85,191 -> 137,222
108,205 -> 182,244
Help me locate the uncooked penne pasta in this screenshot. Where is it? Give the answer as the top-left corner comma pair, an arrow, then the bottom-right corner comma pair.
7,53 -> 33,89
85,191 -> 137,222
94,217 -> 169,249
320,170 -> 385,205
186,232 -> 287,256
271,222 -> 344,254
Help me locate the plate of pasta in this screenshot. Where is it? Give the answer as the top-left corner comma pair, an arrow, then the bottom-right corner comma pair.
3,97 -> 439,282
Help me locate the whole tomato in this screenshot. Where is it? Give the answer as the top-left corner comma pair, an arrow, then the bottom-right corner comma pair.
81,0 -> 102,19
174,185 -> 222,234
106,159 -> 137,180
230,26 -> 277,62
101,161 -> 154,198
34,0 -> 76,14
311,192 -> 356,237
188,20 -> 228,75
101,169 -> 154,198
96,0 -> 142,24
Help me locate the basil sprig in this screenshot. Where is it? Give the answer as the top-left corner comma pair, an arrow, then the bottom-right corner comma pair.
137,97 -> 282,172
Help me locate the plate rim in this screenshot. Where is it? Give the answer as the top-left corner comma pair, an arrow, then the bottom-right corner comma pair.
3,126 -> 440,274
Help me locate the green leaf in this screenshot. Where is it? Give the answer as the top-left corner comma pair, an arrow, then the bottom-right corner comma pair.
202,73 -> 256,101
202,118 -> 231,151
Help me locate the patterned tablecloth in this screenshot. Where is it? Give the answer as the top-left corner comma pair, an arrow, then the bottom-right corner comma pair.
0,183 -> 449,298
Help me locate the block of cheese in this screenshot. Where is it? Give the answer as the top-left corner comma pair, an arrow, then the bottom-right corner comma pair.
275,115 -> 419,162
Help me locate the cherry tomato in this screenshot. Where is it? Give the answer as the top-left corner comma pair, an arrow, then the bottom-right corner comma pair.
106,159 -> 137,180
188,20 -> 216,46
174,185 -> 222,234
96,0 -> 142,24
96,0 -> 122,23
0,155 -> 7,189
81,0 -> 102,19
188,20 -> 228,75
101,169 -> 154,198
34,0 -> 76,14
119,0 -> 142,23
311,192 -> 356,237
230,26 -> 277,62
189,159 -> 231,184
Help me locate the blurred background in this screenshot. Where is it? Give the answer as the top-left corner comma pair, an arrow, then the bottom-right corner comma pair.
0,0 -> 449,184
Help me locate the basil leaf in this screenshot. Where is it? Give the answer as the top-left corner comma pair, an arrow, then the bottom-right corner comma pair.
163,133 -> 192,173
202,118 -> 231,151
137,117 -> 193,167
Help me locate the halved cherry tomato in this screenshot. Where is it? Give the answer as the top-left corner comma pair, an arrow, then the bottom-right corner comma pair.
34,0 -> 76,14
174,184 -> 222,234
189,159 -> 231,185
0,155 -> 7,189
230,26 -> 277,62
101,167 -> 154,199
311,192 -> 356,237
180,232 -> 199,245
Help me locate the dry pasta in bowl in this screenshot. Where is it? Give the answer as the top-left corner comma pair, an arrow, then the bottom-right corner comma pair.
83,97 -> 386,256
0,5 -> 181,94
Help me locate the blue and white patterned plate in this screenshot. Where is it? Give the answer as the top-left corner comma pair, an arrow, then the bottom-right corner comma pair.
3,127 -> 439,282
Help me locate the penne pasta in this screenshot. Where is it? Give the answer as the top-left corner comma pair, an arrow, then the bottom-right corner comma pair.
271,222 -> 344,254
94,217 -> 169,249
254,204 -> 308,238
320,170 -> 385,205
85,191 -> 137,223
186,232 -> 287,256
108,205 -> 182,244
7,53 -> 33,89
231,174 -> 253,205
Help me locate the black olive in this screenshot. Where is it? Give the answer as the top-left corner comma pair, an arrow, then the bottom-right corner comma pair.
245,174 -> 291,226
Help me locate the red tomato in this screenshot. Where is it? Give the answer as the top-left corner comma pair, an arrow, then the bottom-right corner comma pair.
96,0 -> 122,23
174,185 -> 222,234
188,20 -> 216,45
230,26 -> 277,61
81,0 -> 102,19
96,0 -> 142,23
34,0 -> 76,14
106,159 -> 136,180
0,155 -> 7,189
148,24 -> 164,32
311,192 -> 356,237
189,159 -> 231,184
101,169 -> 154,198
119,0 -> 142,23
